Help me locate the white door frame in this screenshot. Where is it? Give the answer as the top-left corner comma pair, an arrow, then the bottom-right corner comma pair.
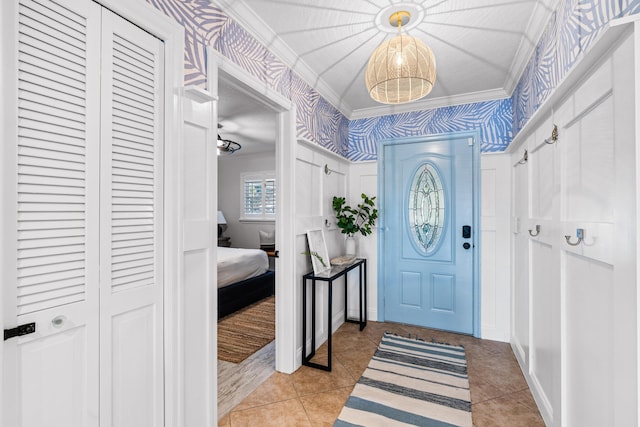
0,0 -> 185,426
377,132 -> 481,337
207,48 -> 298,375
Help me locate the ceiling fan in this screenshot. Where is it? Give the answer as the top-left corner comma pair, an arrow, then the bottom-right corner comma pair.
217,123 -> 241,154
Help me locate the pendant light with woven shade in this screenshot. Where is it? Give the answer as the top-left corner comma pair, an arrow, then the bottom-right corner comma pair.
365,11 -> 436,104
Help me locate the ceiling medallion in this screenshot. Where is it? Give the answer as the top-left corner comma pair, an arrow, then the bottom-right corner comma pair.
365,10 -> 436,105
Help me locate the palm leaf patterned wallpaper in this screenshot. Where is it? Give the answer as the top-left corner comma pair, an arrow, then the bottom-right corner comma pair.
348,99 -> 513,160
146,0 -> 639,160
512,0 -> 640,135
145,0 -> 349,156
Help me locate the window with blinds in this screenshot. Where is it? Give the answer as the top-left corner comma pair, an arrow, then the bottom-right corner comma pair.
240,172 -> 276,221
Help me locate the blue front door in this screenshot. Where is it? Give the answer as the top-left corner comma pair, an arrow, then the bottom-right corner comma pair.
380,133 -> 478,334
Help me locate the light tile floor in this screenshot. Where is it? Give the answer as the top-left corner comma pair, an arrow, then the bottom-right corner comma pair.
219,321 -> 545,427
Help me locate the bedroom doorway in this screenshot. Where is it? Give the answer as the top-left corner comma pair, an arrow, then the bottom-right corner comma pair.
208,49 -> 297,419
216,75 -> 278,414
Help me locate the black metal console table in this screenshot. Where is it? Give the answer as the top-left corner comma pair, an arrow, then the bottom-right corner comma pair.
302,258 -> 367,371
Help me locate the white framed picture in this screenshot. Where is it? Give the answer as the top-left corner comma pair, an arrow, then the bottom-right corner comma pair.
306,229 -> 331,275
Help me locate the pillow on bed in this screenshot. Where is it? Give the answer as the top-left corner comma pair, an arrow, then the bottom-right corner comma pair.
259,230 -> 275,250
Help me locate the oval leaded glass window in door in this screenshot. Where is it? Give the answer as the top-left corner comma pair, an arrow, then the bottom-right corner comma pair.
408,163 -> 445,254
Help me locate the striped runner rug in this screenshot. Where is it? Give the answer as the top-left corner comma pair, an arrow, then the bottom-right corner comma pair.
334,332 -> 472,427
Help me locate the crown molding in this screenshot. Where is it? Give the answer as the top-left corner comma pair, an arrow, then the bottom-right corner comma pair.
348,88 -> 509,120
215,0 -> 354,117
503,0 -> 562,96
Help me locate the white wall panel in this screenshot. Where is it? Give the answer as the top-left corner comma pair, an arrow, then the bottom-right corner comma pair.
348,162 -> 379,321
563,96 -> 614,223
481,169 -> 496,217
511,151 -> 529,363
508,28 -> 637,427
181,90 -> 216,425
480,230 -> 496,329
565,253 -> 614,427
296,141 -> 348,358
531,131 -> 555,220
480,154 -> 511,342
295,160 -> 321,220
574,57 -> 612,115
184,124 -> 208,219
182,249 -> 210,426
481,160 -> 497,332
610,29 -> 637,426
530,240 -> 558,418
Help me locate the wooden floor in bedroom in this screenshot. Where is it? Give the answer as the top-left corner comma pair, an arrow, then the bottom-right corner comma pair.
218,321 -> 545,427
218,340 -> 275,418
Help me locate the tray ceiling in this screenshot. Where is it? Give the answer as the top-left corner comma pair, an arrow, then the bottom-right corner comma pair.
216,0 -> 559,119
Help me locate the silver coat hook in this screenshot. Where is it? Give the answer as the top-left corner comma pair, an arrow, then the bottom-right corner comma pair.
517,149 -> 528,165
565,228 -> 584,246
545,124 -> 559,144
528,225 -> 540,237
324,164 -> 338,175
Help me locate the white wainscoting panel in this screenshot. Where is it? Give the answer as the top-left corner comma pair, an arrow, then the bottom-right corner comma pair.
565,253 -> 614,427
529,239 -> 559,419
480,154 -> 511,342
296,141 -> 348,361
511,146 -> 530,364
509,27 -> 638,427
348,162 -> 379,321
181,92 -> 216,425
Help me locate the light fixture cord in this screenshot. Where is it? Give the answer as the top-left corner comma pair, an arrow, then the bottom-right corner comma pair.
397,14 -> 404,68
397,14 -> 403,99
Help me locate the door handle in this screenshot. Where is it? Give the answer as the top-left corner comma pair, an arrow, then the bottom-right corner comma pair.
4,322 -> 36,340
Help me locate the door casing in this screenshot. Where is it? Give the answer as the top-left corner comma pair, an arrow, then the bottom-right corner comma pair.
377,132 -> 481,337
207,48 -> 298,379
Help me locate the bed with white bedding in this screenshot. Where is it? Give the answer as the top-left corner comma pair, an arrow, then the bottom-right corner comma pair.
217,247 -> 274,318
218,247 -> 269,287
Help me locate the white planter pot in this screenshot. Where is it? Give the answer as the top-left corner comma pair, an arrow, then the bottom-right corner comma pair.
345,235 -> 356,256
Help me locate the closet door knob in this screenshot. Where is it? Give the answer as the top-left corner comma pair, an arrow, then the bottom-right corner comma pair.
52,316 -> 66,328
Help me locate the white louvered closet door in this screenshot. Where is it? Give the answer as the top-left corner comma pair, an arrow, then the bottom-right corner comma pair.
98,9 -> 164,427
2,1 -> 164,426
4,0 -> 102,426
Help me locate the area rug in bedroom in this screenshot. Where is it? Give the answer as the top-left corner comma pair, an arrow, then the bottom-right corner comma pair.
218,296 -> 275,364
334,332 -> 472,427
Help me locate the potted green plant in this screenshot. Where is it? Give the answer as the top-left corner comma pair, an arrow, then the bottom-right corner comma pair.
332,193 -> 378,255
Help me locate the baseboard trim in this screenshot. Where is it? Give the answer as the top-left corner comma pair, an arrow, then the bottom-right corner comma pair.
481,327 -> 510,342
